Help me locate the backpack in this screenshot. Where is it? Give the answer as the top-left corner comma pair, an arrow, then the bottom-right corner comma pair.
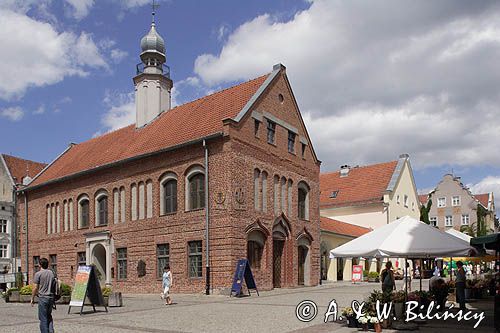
382,270 -> 393,287
51,272 -> 61,302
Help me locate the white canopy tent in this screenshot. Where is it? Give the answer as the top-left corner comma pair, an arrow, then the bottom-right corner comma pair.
330,216 -> 475,259
445,228 -> 472,243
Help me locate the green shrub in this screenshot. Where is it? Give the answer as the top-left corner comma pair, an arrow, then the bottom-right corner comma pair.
20,285 -> 33,295
363,270 -> 369,277
15,272 -> 24,289
368,271 -> 379,279
102,287 -> 112,297
60,283 -> 72,296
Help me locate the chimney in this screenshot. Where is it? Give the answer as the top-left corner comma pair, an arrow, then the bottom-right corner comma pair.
340,165 -> 351,177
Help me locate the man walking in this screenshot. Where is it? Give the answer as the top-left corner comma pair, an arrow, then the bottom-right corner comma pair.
31,258 -> 56,333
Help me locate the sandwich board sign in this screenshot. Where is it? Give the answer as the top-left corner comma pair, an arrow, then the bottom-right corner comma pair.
352,265 -> 363,283
68,265 -> 108,315
230,259 -> 259,297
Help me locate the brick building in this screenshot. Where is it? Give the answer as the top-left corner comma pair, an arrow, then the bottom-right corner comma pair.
17,19 -> 320,294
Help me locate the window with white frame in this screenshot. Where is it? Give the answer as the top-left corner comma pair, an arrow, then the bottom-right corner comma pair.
445,215 -> 453,226
95,190 -> 108,226
0,219 -> 7,233
437,197 -> 446,208
298,181 -> 310,220
461,214 -> 469,225
452,196 -> 461,206
160,172 -> 178,215
429,216 -> 437,227
0,244 -> 7,258
186,166 -> 205,211
78,195 -> 90,229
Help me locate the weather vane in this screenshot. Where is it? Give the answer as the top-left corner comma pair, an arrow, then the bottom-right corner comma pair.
152,0 -> 160,24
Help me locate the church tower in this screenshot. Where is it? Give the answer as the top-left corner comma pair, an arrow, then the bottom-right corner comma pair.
134,6 -> 173,128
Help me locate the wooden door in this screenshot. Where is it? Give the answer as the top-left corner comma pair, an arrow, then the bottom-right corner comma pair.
298,246 -> 307,285
273,240 -> 284,288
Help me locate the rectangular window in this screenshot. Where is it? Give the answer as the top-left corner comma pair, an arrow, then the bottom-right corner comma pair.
77,252 -> 86,266
267,120 -> 276,145
188,241 -> 202,278
437,197 -> 446,208
117,248 -> 127,280
33,256 -> 40,273
461,214 -> 470,225
452,196 -> 461,206
157,244 -> 170,279
0,219 -> 6,233
396,195 -> 400,204
49,254 -> 57,275
301,143 -> 306,158
445,215 -> 453,227
0,244 -> 7,258
404,195 -> 409,208
429,217 -> 437,227
254,119 -> 260,137
288,131 -> 296,153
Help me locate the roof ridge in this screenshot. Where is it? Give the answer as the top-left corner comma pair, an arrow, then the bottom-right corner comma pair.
321,160 -> 397,175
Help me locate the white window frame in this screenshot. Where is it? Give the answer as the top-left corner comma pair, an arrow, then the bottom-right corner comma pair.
445,215 -> 453,227
0,219 -> 7,233
437,197 -> 446,208
185,165 -> 205,211
297,181 -> 310,221
160,172 -> 178,215
0,244 -> 8,258
77,195 -> 90,229
429,216 -> 437,227
94,190 -> 109,226
461,214 -> 469,225
452,196 -> 461,207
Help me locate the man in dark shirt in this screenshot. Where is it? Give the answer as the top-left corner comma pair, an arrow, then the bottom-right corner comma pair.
31,258 -> 55,333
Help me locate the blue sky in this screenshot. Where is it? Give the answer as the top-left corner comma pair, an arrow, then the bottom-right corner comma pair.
1,0 -> 500,205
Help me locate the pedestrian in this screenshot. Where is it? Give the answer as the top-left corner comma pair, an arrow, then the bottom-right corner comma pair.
455,261 -> 466,311
31,258 -> 56,333
433,264 -> 440,277
161,264 -> 172,305
381,261 -> 395,294
404,262 -> 412,291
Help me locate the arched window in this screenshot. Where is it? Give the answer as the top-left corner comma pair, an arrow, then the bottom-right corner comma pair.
131,183 -> 137,221
247,230 -> 266,270
138,181 -> 145,220
78,195 -> 90,229
113,188 -> 119,224
273,175 -> 280,215
261,171 -> 268,212
119,187 -> 126,223
146,180 -> 153,218
281,177 -> 287,213
160,172 -> 178,215
186,166 -> 205,211
69,199 -> 74,230
95,190 -> 108,226
298,182 -> 310,220
63,200 -> 68,231
46,204 -> 51,234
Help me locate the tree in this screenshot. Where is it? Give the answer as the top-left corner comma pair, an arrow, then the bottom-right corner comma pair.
420,199 -> 432,224
476,204 -> 488,237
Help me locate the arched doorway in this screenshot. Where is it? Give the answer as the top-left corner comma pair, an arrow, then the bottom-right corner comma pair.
92,243 -> 107,285
272,216 -> 290,288
297,235 -> 311,286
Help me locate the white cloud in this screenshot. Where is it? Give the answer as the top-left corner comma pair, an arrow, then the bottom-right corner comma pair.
121,0 -> 153,9
110,49 -> 128,63
191,0 -> 500,171
33,105 -> 45,115
64,0 -> 95,20
0,9 -> 107,100
98,91 -> 136,133
469,176 -> 500,215
1,107 -> 24,121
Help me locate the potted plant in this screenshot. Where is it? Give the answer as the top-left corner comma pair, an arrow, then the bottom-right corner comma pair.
371,316 -> 382,332
363,270 -> 369,282
342,307 -> 356,327
391,290 -> 406,319
101,286 -> 112,306
6,287 -> 20,302
358,315 -> 370,331
368,271 -> 380,282
19,285 -> 34,302
59,283 -> 72,304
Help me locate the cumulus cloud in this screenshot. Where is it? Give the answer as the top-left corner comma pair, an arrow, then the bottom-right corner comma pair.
110,49 -> 128,63
1,107 -> 24,121
192,0 -> 500,171
0,8 -> 107,100
64,0 -> 95,20
98,91 -> 136,134
469,176 -> 500,215
33,105 -> 45,115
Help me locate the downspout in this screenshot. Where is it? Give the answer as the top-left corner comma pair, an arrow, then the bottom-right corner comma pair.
24,191 -> 29,285
203,139 -> 210,295
12,186 -> 17,275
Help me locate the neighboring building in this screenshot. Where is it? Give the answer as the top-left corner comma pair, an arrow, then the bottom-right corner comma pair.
319,154 -> 420,280
420,174 -> 496,234
18,17 -> 321,293
320,217 -> 370,282
0,154 -> 46,275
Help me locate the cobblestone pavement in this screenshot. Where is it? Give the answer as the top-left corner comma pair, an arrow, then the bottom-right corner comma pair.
0,280 -> 494,332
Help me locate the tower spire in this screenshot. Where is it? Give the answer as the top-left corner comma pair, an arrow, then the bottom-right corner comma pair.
151,0 -> 160,24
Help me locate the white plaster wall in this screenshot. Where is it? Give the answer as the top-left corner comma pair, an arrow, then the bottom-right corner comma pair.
386,161 -> 420,222
322,205 -> 387,229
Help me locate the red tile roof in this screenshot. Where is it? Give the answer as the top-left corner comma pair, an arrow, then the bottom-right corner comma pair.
418,194 -> 428,205
474,193 -> 490,209
320,161 -> 398,208
320,216 -> 371,238
30,74 -> 269,187
2,154 -> 47,185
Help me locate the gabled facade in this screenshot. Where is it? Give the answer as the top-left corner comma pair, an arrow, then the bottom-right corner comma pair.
320,154 -> 420,229
421,174 -> 496,234
18,19 -> 320,294
0,154 -> 46,275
